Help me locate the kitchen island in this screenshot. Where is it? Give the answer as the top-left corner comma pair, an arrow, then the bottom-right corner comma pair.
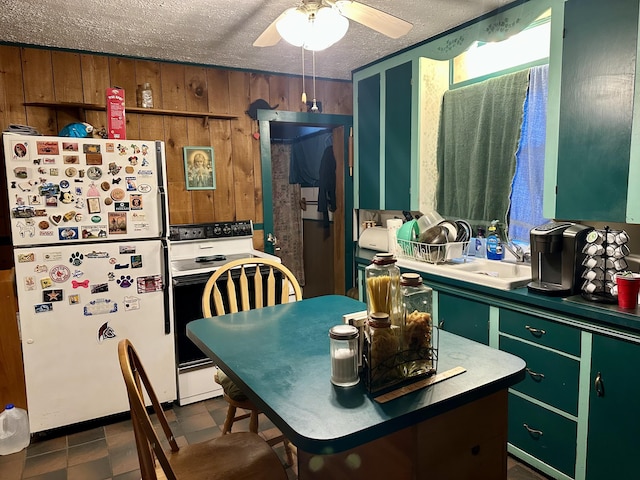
187,295 -> 525,479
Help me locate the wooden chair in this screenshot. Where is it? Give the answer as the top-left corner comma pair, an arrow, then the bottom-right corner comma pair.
117,339 -> 287,480
201,257 -> 302,466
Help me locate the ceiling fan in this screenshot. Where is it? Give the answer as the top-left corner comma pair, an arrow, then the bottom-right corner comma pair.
253,0 -> 413,49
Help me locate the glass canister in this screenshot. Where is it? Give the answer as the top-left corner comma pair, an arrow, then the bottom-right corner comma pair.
365,253 -> 402,334
400,273 -> 435,378
138,82 -> 153,108
366,312 -> 402,391
329,325 -> 359,387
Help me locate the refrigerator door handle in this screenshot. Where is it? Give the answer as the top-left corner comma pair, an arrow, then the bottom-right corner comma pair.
162,239 -> 172,335
156,141 -> 168,237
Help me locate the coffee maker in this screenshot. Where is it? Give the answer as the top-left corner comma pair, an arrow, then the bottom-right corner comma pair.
528,222 -> 592,297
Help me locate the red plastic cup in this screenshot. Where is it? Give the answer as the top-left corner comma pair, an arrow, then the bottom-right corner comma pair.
616,274 -> 640,309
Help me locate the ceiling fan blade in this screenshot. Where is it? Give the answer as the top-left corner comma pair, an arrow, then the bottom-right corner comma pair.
253,12 -> 287,47
335,1 -> 413,39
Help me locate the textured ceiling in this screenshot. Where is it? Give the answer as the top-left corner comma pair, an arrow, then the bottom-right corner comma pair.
0,0 -> 519,80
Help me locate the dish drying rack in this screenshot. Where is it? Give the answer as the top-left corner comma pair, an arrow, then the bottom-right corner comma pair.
397,239 -> 470,265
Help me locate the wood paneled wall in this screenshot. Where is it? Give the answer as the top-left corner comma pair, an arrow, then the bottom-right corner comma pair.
0,45 -> 353,257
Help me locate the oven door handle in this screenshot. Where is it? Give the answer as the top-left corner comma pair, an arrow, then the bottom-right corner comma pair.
172,272 -> 214,287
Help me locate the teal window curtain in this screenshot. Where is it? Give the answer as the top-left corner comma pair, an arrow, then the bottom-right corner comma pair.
435,69 -> 530,228
509,64 -> 550,242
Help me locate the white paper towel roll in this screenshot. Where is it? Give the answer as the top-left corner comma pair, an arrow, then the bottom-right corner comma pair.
387,218 -> 403,255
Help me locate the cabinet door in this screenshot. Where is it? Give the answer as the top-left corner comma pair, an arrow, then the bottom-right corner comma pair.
436,291 -> 489,345
586,334 -> 640,479
384,61 -> 412,210
555,0 -> 638,221
357,74 -> 381,209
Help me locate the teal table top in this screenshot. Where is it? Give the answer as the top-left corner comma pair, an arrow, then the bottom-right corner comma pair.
186,295 -> 525,455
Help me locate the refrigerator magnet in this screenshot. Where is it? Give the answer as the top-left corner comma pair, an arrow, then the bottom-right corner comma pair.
87,167 -> 102,180
36,141 -> 59,155
124,296 -> 140,311
86,154 -> 102,165
12,141 -> 29,160
24,276 -> 36,291
34,303 -> 53,313
131,255 -> 142,268
130,195 -> 142,210
43,289 -> 63,302
90,283 -> 109,294
58,227 -> 78,240
108,212 -> 127,234
87,198 -> 101,214
68,294 -> 80,305
63,155 -> 79,164
84,144 -> 101,154
116,275 -> 133,288
40,277 -> 53,289
62,142 -> 78,152
85,299 -> 118,316
137,275 -> 162,293
108,162 -> 121,175
49,265 -> 71,283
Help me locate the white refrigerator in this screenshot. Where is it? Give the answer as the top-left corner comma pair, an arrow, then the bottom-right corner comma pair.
2,133 -> 176,433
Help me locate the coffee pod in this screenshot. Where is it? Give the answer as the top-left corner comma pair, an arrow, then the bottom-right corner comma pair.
582,267 -> 604,281
586,229 -> 604,245
583,256 -> 604,269
615,230 -> 629,245
605,268 -> 619,282
584,243 -> 605,256
606,257 -> 628,270
612,244 -> 631,259
606,230 -> 620,244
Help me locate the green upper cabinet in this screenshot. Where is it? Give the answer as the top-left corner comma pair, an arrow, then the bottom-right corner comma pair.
356,73 -> 381,210
384,62 -> 413,210
355,61 -> 413,210
550,0 -> 640,222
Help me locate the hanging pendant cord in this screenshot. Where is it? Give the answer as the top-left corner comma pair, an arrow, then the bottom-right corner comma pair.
301,47 -> 307,105
311,50 -> 318,112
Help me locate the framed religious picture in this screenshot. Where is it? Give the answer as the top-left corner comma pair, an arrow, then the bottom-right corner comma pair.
183,146 -> 216,190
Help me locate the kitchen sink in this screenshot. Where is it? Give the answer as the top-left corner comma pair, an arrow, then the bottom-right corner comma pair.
397,257 -> 532,290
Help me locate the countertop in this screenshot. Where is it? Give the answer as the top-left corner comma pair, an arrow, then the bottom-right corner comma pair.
356,247 -> 640,337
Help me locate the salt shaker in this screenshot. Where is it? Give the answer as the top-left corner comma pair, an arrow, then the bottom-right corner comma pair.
329,325 -> 359,387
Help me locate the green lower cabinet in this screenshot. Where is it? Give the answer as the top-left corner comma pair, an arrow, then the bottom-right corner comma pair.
585,334 -> 640,480
436,291 -> 489,345
500,336 -> 579,416
508,393 -> 577,478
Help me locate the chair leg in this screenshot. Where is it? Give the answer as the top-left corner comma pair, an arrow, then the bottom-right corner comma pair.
222,405 -> 236,434
284,438 -> 294,467
249,410 -> 259,433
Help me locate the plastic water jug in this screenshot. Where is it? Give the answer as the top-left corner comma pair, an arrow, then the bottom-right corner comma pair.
0,404 -> 30,455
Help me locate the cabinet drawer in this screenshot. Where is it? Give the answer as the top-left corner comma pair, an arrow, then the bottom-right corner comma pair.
500,309 -> 580,356
508,393 -> 577,478
500,336 -> 579,415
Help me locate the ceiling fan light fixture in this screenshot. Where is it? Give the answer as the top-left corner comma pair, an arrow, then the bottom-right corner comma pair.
277,5 -> 349,51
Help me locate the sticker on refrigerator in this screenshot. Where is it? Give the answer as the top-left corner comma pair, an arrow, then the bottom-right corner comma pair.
36,141 -> 59,155
116,275 -> 133,288
68,294 -> 80,305
124,296 -> 140,311
16,219 -> 35,238
108,162 -> 121,175
97,321 -> 116,343
35,303 -> 53,313
108,212 -> 127,234
69,252 -> 84,266
43,289 -> 63,302
58,226 -> 78,241
137,275 -> 162,293
17,252 -> 35,263
62,142 -> 78,152
114,202 -> 129,211
130,195 -> 142,210
49,265 -> 71,283
131,255 -> 142,268
13,166 -> 28,179
24,276 -> 36,291
119,245 -> 136,254
84,298 -> 117,316
91,283 -> 109,294
43,251 -> 62,261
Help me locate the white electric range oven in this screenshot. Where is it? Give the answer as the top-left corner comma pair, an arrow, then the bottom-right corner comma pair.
168,220 -> 282,405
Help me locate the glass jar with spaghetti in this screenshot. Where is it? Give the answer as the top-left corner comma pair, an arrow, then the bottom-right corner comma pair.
365,253 -> 402,349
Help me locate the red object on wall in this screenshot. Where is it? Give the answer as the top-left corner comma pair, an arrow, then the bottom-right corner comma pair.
106,88 -> 126,139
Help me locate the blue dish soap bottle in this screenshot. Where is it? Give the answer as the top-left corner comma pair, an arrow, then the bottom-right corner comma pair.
486,220 -> 504,260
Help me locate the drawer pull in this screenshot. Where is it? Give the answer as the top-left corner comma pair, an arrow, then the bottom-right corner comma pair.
594,371 -> 605,397
526,367 -> 545,381
523,423 -> 543,437
525,325 -> 546,337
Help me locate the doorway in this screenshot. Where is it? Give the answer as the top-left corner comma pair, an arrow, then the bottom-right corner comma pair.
258,110 -> 354,296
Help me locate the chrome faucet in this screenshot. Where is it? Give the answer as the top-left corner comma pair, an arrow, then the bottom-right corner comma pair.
504,241 -> 531,263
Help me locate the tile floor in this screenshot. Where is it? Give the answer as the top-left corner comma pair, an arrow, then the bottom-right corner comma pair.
0,396 -> 552,480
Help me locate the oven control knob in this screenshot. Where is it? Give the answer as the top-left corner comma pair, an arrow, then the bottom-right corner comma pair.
213,226 -> 222,236
222,225 -> 231,236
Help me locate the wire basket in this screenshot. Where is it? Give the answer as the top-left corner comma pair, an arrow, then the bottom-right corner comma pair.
397,239 -> 469,264
362,324 -> 439,394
